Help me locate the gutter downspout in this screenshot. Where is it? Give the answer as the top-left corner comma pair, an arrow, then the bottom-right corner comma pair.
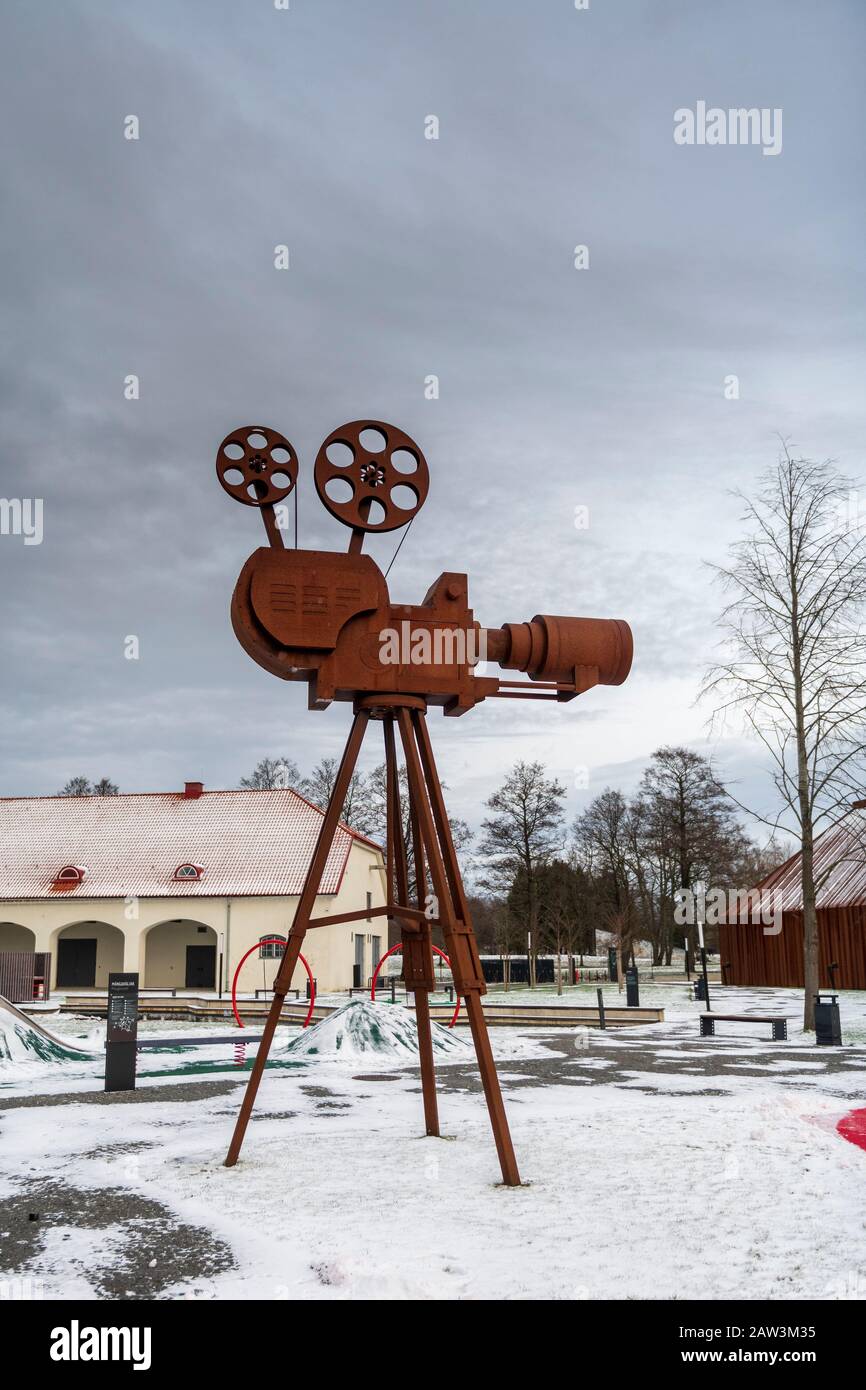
223,899 -> 231,1002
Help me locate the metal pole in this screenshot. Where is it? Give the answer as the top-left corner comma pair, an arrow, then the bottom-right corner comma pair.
596,987 -> 606,1030
695,884 -> 711,1013
384,715 -> 439,1138
700,945 -> 711,1011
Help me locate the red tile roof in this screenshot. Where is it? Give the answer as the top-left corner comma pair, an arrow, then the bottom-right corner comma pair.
753,805 -> 866,911
0,789 -> 382,900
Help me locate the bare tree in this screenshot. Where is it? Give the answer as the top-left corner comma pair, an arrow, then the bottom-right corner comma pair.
302,756 -> 373,835
704,445 -> 866,1028
573,789 -> 637,988
492,898 -> 525,991
360,761 -> 473,919
239,756 -> 302,791
536,859 -> 593,994
58,776 -> 118,795
622,793 -> 676,965
638,746 -> 747,972
479,761 -> 566,987
731,834 -> 793,891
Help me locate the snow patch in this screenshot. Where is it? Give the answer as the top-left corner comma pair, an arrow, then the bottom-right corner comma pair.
0,1010 -> 95,1065
284,998 -> 468,1061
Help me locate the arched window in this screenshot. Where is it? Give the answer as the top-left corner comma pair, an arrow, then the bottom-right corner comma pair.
174,863 -> 204,881
259,935 -> 286,960
53,864 -> 87,886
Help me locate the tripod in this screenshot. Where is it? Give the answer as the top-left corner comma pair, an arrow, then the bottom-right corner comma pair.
224,695 -> 521,1186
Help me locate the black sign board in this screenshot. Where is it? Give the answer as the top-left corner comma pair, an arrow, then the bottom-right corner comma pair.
105,972 -> 139,1091
625,965 -> 639,1007
607,947 -> 618,983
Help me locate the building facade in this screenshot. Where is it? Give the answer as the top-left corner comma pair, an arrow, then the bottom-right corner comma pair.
0,783 -> 387,996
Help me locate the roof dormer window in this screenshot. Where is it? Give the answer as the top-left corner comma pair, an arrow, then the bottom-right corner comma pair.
53,864 -> 87,887
174,862 -> 204,881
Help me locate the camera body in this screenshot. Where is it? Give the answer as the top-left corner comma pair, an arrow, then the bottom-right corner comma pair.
231,546 -> 632,715
231,546 -> 492,714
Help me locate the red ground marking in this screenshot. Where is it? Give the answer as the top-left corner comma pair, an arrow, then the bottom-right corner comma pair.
837,1107 -> 866,1154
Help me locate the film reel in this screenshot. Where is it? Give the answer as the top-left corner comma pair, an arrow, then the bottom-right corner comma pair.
216,425 -> 298,507
313,420 -> 429,533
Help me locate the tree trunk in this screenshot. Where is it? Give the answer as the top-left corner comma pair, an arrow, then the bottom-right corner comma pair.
527,894 -> 537,989
678,788 -> 693,975
801,828 -> 819,1029
789,510 -> 818,1031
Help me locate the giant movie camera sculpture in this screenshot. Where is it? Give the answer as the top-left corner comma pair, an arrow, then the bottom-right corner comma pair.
218,420 -> 632,1183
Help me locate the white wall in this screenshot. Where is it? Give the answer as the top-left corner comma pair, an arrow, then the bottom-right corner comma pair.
0,839 -> 387,994
0,922 -> 36,952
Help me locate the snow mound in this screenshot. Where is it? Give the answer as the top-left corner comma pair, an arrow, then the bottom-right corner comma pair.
0,1015 -> 95,1065
284,998 -> 467,1061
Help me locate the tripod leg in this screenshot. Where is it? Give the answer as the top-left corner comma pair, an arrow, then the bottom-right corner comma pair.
383,717 -> 440,1138
397,708 -> 521,1186
412,711 -> 521,1184
411,989 -> 439,1136
224,710 -> 370,1167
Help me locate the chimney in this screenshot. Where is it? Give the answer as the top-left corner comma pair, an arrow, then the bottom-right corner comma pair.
184,781 -> 204,800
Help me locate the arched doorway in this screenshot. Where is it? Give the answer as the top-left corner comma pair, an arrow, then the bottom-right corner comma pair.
145,920 -> 218,991
0,923 -> 36,953
54,921 -> 124,988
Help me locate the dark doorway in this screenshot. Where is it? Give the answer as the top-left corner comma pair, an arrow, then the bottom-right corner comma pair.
353,934 -> 365,989
57,938 -> 97,987
185,944 -> 216,989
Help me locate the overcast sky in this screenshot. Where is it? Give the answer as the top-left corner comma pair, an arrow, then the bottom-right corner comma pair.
1,0 -> 864,841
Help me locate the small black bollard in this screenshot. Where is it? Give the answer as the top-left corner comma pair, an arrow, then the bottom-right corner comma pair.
814,992 -> 842,1046
625,966 -> 639,1007
596,987 -> 606,1030
694,976 -> 708,1002
306,977 -> 317,1000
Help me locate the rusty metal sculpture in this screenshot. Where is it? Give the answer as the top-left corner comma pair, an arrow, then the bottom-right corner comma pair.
218,421 -> 633,1184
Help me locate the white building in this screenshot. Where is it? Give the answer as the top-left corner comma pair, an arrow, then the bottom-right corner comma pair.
0,782 -> 387,996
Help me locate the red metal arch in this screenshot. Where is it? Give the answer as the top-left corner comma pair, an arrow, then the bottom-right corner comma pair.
370,941 -> 462,1028
231,937 -> 315,1030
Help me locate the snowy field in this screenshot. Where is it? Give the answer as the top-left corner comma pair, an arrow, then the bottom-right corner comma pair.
1,987 -> 865,1300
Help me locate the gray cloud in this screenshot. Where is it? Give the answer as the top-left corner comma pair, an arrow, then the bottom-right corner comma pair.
1,0 -> 863,838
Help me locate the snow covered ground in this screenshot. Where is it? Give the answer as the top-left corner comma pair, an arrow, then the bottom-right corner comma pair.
1,986 -> 865,1300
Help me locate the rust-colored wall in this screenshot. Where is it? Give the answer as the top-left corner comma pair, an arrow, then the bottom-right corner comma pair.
720,906 -> 866,989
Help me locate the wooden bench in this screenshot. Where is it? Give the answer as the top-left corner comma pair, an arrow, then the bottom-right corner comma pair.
700,1013 -> 788,1041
